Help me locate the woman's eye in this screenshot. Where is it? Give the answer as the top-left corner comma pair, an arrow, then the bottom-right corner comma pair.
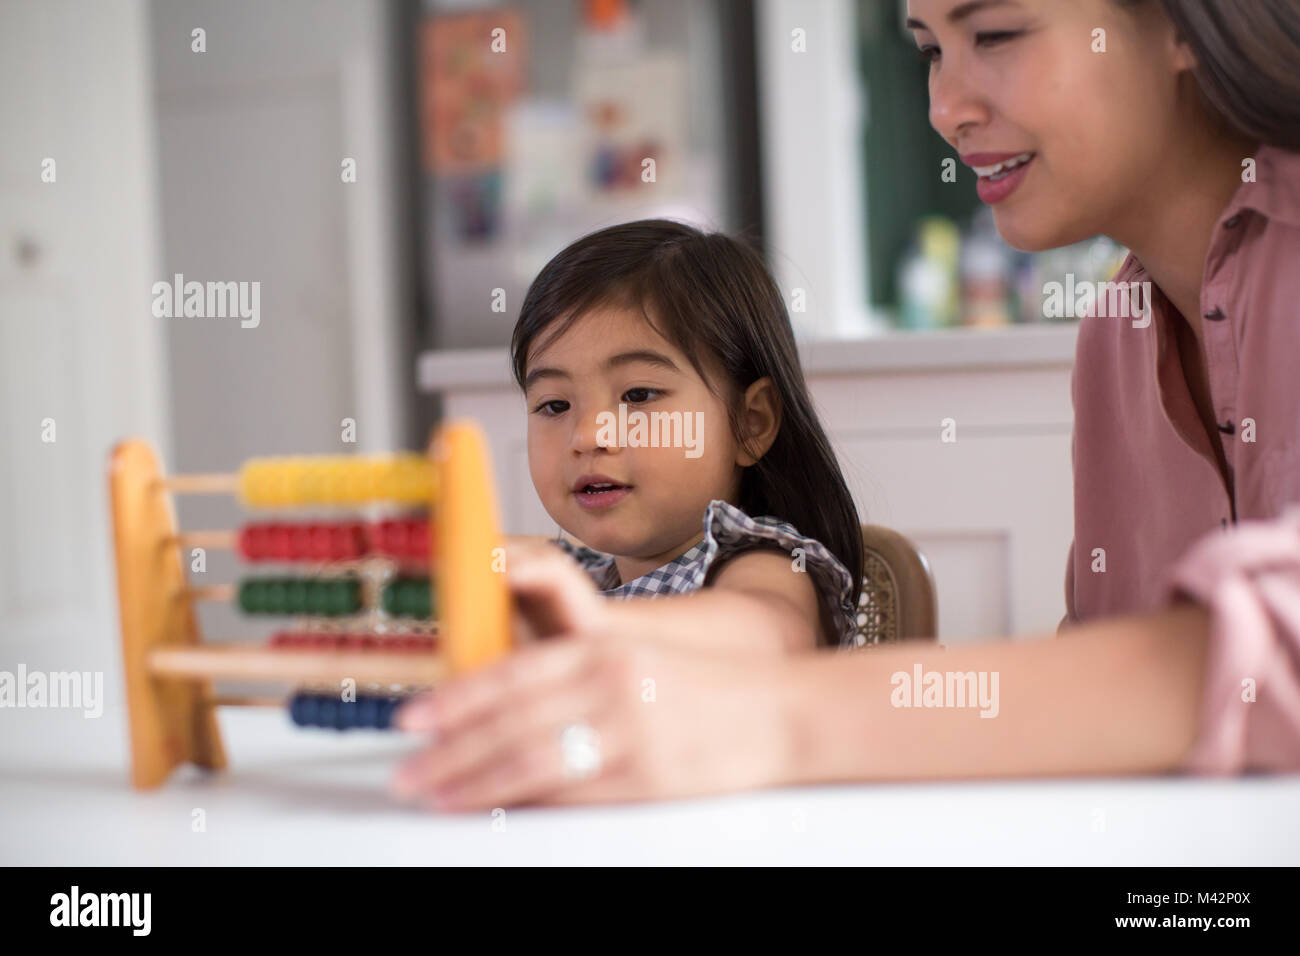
917,44 -> 940,63
975,30 -> 1021,48
533,399 -> 569,417
622,387 -> 661,404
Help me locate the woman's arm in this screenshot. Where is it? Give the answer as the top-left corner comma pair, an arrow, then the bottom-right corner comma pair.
506,540 -> 823,654
391,598 -> 1211,809
779,604 -> 1210,783
394,515 -> 1300,809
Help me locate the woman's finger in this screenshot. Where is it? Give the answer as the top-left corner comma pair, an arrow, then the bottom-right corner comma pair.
422,724 -> 631,811
506,546 -> 606,639
528,769 -> 647,806
396,696 -> 630,810
393,637 -> 593,733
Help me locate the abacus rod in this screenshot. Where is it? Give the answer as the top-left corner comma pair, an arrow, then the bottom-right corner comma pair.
210,695 -> 287,708
158,474 -> 239,494
169,530 -> 238,550
184,584 -> 236,603
148,644 -> 444,684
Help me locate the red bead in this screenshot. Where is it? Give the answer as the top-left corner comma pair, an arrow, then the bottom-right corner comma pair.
288,524 -> 311,560
269,524 -> 292,561
301,524 -> 323,560
372,520 -> 393,556
411,520 -> 430,558
344,522 -> 367,559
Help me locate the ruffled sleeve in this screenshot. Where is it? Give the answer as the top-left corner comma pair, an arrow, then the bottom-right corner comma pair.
696,499 -> 859,648
1162,504 -> 1300,774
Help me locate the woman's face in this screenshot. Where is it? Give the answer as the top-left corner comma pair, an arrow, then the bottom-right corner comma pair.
907,0 -> 1190,250
523,306 -> 751,563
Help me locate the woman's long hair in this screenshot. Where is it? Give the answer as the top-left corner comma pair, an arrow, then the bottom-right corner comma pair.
1121,0 -> 1300,149
511,219 -> 863,642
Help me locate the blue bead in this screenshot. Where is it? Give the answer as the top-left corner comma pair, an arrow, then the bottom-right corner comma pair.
375,697 -> 398,730
316,696 -> 341,731
338,697 -> 359,730
357,696 -> 380,728
288,693 -> 311,726
296,693 -> 322,727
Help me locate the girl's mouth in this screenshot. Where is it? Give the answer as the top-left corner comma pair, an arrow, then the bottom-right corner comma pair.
973,152 -> 1036,204
573,482 -> 632,511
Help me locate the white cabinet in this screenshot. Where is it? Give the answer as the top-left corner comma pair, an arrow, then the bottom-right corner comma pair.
418,324 -> 1078,643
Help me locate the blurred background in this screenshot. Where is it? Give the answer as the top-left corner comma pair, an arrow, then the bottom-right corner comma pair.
2,0 -> 1109,666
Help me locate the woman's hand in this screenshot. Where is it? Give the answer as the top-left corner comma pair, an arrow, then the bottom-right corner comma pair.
498,538 -> 608,645
390,544 -> 797,809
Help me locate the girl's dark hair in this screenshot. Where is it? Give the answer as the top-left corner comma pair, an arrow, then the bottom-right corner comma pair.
511,219 -> 863,643
1121,0 -> 1300,150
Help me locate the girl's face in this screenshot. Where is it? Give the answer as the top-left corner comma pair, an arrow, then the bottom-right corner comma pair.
907,0 -> 1191,250
523,306 -> 769,571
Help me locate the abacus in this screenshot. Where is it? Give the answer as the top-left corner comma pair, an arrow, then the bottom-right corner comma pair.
108,420 -> 512,790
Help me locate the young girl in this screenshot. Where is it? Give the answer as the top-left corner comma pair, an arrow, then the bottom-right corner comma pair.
505,219 -> 865,652
392,0 -> 1300,810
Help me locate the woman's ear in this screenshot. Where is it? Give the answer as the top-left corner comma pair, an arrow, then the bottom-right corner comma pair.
736,376 -> 780,467
1170,33 -> 1198,74
1134,0 -> 1198,75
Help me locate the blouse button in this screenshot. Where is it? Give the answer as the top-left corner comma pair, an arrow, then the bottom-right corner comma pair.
1203,307 -> 1226,321
1224,214 -> 1242,228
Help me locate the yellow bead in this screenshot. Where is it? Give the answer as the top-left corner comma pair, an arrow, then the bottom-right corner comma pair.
323,461 -> 348,504
343,461 -> 369,503
268,461 -> 290,506
299,462 -> 325,504
238,462 -> 264,507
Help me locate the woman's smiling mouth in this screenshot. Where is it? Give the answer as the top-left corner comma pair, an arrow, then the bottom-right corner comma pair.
964,151 -> 1037,204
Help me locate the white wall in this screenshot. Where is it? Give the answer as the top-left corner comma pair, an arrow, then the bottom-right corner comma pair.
756,0 -> 875,340
148,0 -> 416,643
149,0 -> 413,466
0,0 -> 165,674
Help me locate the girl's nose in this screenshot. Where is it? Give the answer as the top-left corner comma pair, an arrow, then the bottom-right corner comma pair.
568,406 -> 621,455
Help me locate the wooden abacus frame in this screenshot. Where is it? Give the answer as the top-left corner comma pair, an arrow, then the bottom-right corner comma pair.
108,421 -> 511,790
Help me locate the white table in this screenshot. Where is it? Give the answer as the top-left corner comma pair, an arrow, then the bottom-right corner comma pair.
3,704 -> 1298,866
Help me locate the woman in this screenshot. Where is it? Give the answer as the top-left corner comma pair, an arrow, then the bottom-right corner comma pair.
391,0 -> 1300,810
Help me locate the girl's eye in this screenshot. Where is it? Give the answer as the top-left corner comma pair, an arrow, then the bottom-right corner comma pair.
532,389 -> 661,416
975,30 -> 1021,48
533,399 -> 569,417
917,44 -> 940,64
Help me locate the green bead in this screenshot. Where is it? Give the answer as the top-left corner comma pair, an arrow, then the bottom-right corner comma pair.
408,580 -> 431,619
237,580 -> 260,613
385,577 -> 430,618
381,581 -> 400,616
305,580 -> 329,615
266,580 -> 288,614
328,579 -> 359,616
397,580 -> 415,616
286,579 -> 308,613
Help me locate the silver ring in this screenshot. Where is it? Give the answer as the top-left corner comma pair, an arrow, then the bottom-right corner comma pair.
558,722 -> 603,780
